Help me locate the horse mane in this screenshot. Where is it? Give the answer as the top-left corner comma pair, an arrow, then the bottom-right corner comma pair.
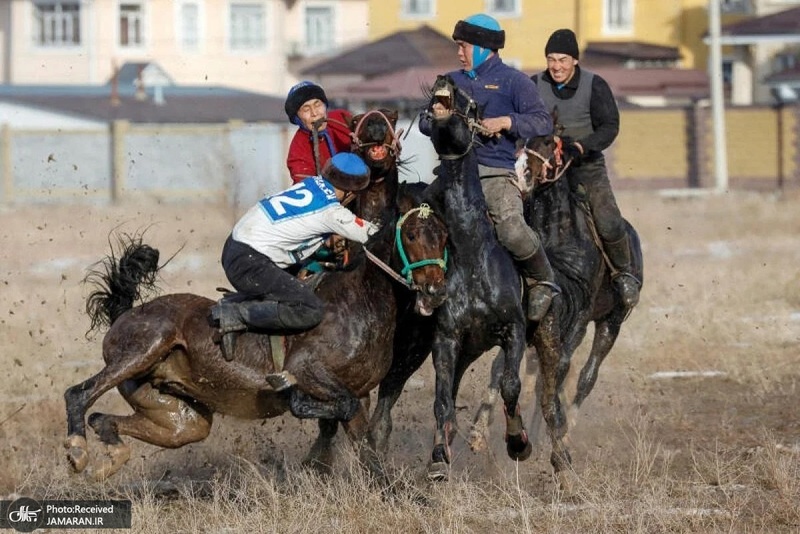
83,231 -> 165,336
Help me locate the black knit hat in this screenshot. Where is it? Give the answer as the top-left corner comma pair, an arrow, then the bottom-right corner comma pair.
322,153 -> 371,192
284,81 -> 328,121
452,14 -> 505,50
545,29 -> 579,60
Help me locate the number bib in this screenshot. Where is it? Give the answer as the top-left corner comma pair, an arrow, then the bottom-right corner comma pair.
259,176 -> 338,221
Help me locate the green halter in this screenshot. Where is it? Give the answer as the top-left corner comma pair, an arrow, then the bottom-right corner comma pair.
395,203 -> 448,283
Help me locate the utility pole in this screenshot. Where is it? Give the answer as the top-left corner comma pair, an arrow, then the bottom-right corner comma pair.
709,0 -> 729,193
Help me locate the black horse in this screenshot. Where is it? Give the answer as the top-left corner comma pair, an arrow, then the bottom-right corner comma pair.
393,75 -> 573,481
62,110 -> 449,481
470,110 -> 644,453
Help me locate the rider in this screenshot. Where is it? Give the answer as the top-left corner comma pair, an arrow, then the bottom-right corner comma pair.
213,152 -> 378,362
420,13 -> 559,321
285,81 -> 354,184
532,28 -> 640,307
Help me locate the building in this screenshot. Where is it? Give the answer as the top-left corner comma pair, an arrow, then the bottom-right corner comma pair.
0,0 -> 369,95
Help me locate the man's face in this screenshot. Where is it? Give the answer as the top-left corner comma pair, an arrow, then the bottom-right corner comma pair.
546,54 -> 578,84
456,40 -> 473,71
296,98 -> 327,131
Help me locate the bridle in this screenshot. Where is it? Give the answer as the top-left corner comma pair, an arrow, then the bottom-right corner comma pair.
363,203 -> 448,291
426,79 -> 488,161
524,135 -> 571,184
350,109 -> 404,166
394,203 -> 448,285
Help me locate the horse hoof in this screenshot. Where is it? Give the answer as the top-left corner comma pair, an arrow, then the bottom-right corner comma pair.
467,427 -> 488,452
427,461 -> 449,482
64,435 -> 89,473
92,443 -> 131,481
506,432 -> 532,461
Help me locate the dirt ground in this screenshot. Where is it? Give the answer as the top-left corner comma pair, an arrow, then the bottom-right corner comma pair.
0,189 -> 798,524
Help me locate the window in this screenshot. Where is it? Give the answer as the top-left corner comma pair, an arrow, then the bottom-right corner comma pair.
720,0 -> 751,14
119,2 -> 144,47
604,0 -> 632,34
485,0 -> 519,16
230,3 -> 266,51
178,1 -> 200,51
305,6 -> 334,54
402,0 -> 434,17
32,1 -> 81,47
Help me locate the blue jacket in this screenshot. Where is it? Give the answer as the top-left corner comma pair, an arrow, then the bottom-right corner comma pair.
421,55 -> 553,170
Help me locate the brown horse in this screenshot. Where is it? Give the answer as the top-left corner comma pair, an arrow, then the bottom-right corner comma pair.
63,111 -> 449,481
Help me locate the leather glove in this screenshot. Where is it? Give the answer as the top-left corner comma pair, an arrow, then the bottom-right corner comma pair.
563,142 -> 583,165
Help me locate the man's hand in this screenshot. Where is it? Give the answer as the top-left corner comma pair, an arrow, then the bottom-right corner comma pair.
326,235 -> 347,255
563,142 -> 584,163
480,116 -> 511,136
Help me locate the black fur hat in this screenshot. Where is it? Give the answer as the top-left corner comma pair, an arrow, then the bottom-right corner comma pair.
284,81 -> 328,121
322,153 -> 370,192
452,14 -> 505,50
545,29 -> 579,60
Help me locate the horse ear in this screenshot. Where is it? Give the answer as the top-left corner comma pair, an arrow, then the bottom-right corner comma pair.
397,191 -> 415,215
551,106 -> 559,124
385,109 -> 399,127
350,114 -> 363,131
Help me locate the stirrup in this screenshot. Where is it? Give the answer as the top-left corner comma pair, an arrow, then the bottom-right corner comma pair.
265,370 -> 297,392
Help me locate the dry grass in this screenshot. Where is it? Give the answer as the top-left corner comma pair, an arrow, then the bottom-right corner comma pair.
1,190 -> 799,532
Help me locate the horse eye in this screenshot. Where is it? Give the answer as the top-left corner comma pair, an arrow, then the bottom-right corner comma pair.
405,231 -> 417,242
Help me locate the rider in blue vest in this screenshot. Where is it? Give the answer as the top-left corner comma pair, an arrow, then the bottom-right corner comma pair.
420,13 -> 559,322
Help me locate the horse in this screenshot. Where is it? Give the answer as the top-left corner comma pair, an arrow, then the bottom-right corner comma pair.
469,108 -> 644,453
63,110 -> 449,482
397,74 -> 572,481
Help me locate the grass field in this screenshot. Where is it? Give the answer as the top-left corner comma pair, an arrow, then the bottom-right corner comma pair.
1,189 -> 798,533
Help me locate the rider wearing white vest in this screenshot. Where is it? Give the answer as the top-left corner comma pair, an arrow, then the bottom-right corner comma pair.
532,28 -> 641,308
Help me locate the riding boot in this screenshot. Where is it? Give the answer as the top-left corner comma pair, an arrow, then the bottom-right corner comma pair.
239,301 -> 301,392
604,235 -> 641,308
518,248 -> 561,322
211,301 -> 247,361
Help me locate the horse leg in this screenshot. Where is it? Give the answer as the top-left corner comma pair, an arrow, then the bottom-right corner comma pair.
533,313 -> 574,490
574,314 -> 623,408
499,326 -> 532,461
468,350 -> 504,452
369,317 -> 434,456
428,337 -> 459,481
64,343 -> 174,474
87,379 -> 212,480
303,419 -> 339,476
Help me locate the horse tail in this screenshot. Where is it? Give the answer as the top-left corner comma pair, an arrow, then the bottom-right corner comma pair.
84,232 -> 163,335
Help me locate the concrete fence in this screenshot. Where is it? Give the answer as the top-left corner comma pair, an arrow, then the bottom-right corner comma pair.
2,104 -> 798,207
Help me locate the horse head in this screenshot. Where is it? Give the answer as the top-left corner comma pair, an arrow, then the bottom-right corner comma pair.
350,109 -> 401,179
519,107 -> 569,186
425,74 -> 483,159
395,193 -> 449,315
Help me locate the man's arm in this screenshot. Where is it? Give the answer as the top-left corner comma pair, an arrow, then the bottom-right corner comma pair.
507,73 -> 553,139
578,75 -> 619,153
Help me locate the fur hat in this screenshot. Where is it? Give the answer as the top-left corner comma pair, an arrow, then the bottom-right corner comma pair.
285,81 -> 328,121
452,13 -> 505,50
322,153 -> 371,192
545,29 -> 579,60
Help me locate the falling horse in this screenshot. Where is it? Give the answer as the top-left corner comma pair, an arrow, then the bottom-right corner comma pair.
470,110 -> 644,449
63,109 -> 449,481
407,75 -> 572,480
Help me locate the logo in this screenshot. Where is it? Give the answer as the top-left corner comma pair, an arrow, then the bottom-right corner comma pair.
6,498 -> 44,532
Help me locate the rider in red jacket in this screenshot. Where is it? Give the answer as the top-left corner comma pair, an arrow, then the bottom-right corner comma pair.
285,81 -> 354,184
